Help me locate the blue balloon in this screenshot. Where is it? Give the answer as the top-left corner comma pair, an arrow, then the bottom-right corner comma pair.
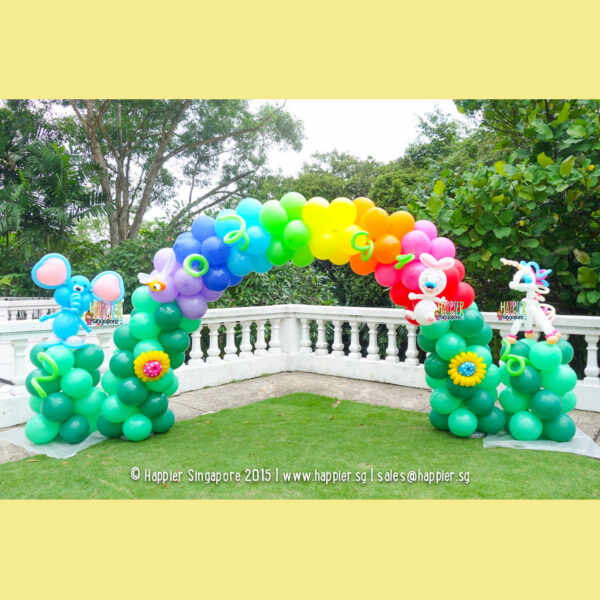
53,312 -> 80,339
237,197 -> 263,226
191,216 -> 216,242
174,236 -> 203,264
204,267 -> 231,292
54,287 -> 72,307
252,254 -> 273,274
215,209 -> 239,239
227,247 -> 254,277
229,273 -> 243,286
176,231 -> 193,241
246,225 -> 271,256
201,236 -> 230,265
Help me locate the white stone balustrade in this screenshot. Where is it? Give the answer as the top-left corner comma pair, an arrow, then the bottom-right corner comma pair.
1,304 -> 599,428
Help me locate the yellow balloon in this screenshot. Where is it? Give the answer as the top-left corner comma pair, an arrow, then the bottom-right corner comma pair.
309,231 -> 335,260
336,224 -> 361,255
329,247 -> 350,265
328,197 -> 357,231
302,197 -> 329,231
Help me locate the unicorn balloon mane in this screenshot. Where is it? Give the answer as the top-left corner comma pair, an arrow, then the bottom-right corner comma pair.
500,258 -> 560,344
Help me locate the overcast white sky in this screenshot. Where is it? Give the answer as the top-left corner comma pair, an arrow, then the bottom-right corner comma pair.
252,99 -> 465,176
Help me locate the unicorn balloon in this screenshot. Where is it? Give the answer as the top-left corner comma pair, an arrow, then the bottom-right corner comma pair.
500,258 -> 560,344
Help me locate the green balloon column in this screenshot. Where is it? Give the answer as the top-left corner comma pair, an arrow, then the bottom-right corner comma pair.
498,338 -> 577,442
25,343 -> 107,444
420,305 -> 506,438
98,286 -> 197,441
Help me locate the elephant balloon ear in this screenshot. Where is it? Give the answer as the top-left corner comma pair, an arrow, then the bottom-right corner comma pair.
91,271 -> 125,303
31,254 -> 71,289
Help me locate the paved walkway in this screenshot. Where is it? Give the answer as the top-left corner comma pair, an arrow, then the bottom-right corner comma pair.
1,373 -> 599,464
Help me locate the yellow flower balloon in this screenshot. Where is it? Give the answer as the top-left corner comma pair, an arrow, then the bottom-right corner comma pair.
448,351 -> 487,387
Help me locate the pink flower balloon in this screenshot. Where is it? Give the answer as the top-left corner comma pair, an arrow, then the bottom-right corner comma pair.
374,263 -> 402,287
400,260 -> 426,290
414,220 -> 437,240
400,230 -> 431,257
429,236 -> 456,259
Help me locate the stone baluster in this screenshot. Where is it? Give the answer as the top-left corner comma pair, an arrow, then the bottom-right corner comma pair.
331,320 -> 344,356
239,321 -> 253,359
315,319 -> 328,355
12,339 -> 30,385
224,322 -> 238,361
584,334 -> 600,382
404,324 -> 420,365
206,322 -> 222,363
348,320 -> 362,359
385,323 -> 400,362
188,328 -> 204,366
269,319 -> 282,354
255,320 -> 268,356
366,322 -> 380,361
299,318 -> 312,354
96,330 -> 114,371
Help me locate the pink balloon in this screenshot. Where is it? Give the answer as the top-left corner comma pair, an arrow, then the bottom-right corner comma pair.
414,220 -> 437,240
400,230 -> 431,257
400,260 -> 426,290
177,294 -> 208,319
429,237 -> 456,259
148,273 -> 179,303
173,267 -> 204,296
374,263 -> 402,287
202,288 -> 223,302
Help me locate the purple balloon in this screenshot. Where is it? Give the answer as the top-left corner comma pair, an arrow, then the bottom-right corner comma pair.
173,267 -> 204,296
153,247 -> 176,272
177,294 -> 208,320
149,274 -> 179,303
202,288 -> 223,302
414,220 -> 438,240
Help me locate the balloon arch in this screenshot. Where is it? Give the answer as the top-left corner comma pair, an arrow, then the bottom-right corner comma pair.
24,193 -> 578,446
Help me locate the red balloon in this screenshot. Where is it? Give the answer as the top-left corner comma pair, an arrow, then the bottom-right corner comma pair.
404,299 -> 419,325
390,282 -> 411,307
453,259 -> 465,280
454,281 -> 475,309
443,266 -> 461,298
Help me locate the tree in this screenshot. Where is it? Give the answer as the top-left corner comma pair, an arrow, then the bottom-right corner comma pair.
54,100 -> 303,246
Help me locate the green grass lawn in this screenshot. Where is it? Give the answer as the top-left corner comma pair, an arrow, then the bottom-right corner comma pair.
0,393 -> 598,499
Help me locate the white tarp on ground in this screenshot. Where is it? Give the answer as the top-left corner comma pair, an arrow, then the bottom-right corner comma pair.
484,428 -> 600,460
0,427 -> 106,459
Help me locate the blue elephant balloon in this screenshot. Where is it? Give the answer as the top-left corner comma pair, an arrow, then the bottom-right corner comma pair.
31,254 -> 125,348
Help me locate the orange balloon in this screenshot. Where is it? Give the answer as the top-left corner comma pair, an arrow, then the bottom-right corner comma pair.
350,252 -> 377,275
360,207 -> 389,239
373,234 -> 401,264
353,197 -> 375,224
389,210 -> 415,240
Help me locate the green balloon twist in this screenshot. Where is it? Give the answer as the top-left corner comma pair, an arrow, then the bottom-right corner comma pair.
31,351 -> 60,398
394,253 -> 415,270
183,254 -> 209,277
351,230 -> 374,261
217,213 -> 250,251
500,339 -> 530,377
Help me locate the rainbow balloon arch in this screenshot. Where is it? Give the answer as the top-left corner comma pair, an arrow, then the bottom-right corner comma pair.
24,193 -> 579,445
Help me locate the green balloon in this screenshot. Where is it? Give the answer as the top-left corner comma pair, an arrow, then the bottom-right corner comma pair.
131,285 -> 160,313
477,407 -> 506,434
97,415 -> 123,438
448,407 -> 478,437
41,392 -> 74,422
129,311 -> 161,340
101,394 -> 136,423
29,395 -> 42,413
266,239 -> 293,266
465,323 -> 493,346
420,320 -> 450,340
429,409 -> 449,431
59,414 -> 90,444
529,342 -> 562,373
158,329 -> 189,354
522,338 -> 538,349
425,374 -> 447,389
542,413 -> 576,442
91,369 -> 101,387
169,352 -> 186,370
133,339 -> 164,359
152,409 -> 175,434
282,220 -> 311,250
499,363 -> 510,386
179,316 -> 201,334
510,340 -> 531,359
117,377 -> 148,406
123,414 -> 153,441
154,303 -> 183,332
436,332 -> 467,361
280,191 -> 306,220
164,376 -> 179,397
560,390 -> 577,413
530,389 -> 562,421
259,200 -> 289,235
291,245 -> 314,267
450,307 -> 484,338
110,350 -> 135,379
503,412 -> 514,430
556,339 -> 574,364
45,345 -> 75,375
424,353 -> 450,380
540,365 -> 577,396
25,368 -> 61,397
445,378 -> 476,400
101,371 -> 122,395
464,388 -> 496,416
430,388 -> 462,415
478,363 -> 501,392
466,344 -> 493,368
74,388 -> 107,416
114,324 -> 137,351
509,411 -> 543,441
61,368 -> 93,398
499,388 -> 530,413
29,342 -> 47,368
139,392 -> 169,419
74,344 -> 104,372
25,414 -> 60,444
510,365 -> 541,395
86,414 -> 98,434
417,332 -> 437,353
147,369 -> 175,393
